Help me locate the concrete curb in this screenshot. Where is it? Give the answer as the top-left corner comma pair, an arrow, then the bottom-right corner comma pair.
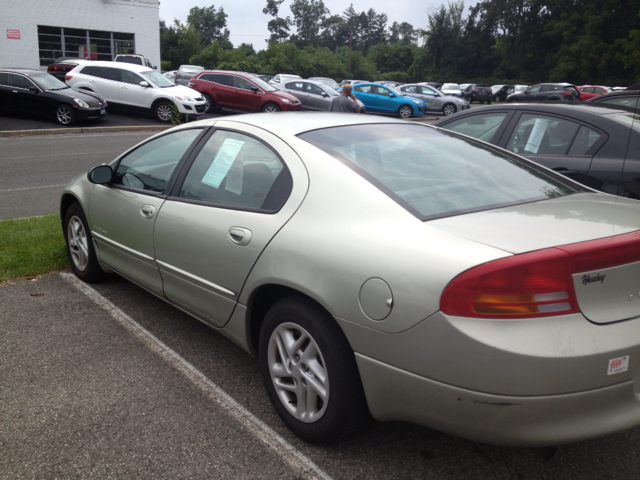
0,125 -> 172,138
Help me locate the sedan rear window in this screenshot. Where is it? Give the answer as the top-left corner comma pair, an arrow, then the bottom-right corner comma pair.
299,124 -> 579,220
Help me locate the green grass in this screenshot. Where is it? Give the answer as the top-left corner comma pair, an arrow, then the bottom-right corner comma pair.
0,215 -> 70,282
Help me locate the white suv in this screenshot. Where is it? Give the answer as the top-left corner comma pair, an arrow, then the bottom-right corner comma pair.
65,61 -> 207,122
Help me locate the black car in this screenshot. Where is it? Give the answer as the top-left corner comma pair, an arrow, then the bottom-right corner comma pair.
506,83 -> 582,102
586,86 -> 639,111
463,84 -> 493,104
492,84 -> 514,102
433,103 -> 640,199
0,68 -> 107,126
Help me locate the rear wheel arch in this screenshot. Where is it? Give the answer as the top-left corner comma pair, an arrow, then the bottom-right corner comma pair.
247,284 -> 341,355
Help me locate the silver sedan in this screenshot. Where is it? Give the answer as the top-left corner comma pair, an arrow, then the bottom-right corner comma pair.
400,83 -> 470,115
274,79 -> 340,111
61,113 -> 640,447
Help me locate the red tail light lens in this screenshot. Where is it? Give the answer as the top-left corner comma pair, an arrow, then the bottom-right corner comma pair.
441,249 -> 578,318
441,231 -> 640,318
65,74 -> 72,81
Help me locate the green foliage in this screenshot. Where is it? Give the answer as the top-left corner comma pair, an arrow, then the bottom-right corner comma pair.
0,215 -> 69,282
161,60 -> 172,71
160,0 -> 640,86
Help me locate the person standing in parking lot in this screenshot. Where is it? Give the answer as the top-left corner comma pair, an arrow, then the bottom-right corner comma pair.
329,84 -> 361,113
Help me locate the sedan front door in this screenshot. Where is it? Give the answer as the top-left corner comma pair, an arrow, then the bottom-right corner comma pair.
154,123 -> 309,328
89,127 -> 205,296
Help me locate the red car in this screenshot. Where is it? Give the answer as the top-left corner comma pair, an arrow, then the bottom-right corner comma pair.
577,85 -> 611,101
47,57 -> 89,81
188,70 -> 301,113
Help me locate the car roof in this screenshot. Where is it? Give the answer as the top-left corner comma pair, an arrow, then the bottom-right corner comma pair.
187,112 -> 408,137
0,67 -> 44,75
80,60 -> 152,73
436,102 -> 634,120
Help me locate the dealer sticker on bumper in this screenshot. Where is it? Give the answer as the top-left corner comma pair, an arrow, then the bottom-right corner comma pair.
608,356 -> 629,375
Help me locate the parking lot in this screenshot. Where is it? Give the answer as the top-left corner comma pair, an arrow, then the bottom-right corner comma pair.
3,110 -> 640,479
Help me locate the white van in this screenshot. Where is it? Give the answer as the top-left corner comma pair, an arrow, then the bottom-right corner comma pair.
65,61 -> 206,122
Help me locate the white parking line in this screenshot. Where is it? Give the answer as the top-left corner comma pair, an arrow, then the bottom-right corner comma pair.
61,272 -> 333,480
0,184 -> 65,193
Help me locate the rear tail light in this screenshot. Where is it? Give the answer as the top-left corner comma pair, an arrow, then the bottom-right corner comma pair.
441,231 -> 640,318
472,89 -> 478,92
65,74 -> 72,81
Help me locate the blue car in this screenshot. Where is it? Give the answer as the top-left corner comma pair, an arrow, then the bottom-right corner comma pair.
352,82 -> 427,118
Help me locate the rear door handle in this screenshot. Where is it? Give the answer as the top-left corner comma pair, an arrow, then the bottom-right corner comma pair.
228,227 -> 252,246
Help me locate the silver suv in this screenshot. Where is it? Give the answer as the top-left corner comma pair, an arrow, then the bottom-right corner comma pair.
65,61 -> 206,122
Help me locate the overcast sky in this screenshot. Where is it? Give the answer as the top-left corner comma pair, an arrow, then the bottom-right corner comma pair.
159,1 -> 479,50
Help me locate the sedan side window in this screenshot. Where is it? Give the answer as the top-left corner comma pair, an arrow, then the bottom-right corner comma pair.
113,129 -> 203,193
442,113 -> 508,142
10,74 -> 35,89
402,86 -> 416,94
307,84 -> 324,95
0,72 -> 8,86
178,130 -> 292,212
507,114 -> 581,155
234,76 -> 255,90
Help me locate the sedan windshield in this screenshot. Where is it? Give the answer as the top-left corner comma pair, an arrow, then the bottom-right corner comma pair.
299,124 -> 579,220
31,74 -> 68,90
141,70 -> 175,87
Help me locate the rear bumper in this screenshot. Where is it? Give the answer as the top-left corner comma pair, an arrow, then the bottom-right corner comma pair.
357,353 -> 640,446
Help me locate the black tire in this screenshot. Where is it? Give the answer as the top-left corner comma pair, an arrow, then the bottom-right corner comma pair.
261,102 -> 281,113
442,103 -> 457,116
154,101 -> 174,122
487,99 -> 492,105
202,93 -> 214,113
55,104 -> 76,126
398,104 -> 413,119
63,202 -> 108,283
259,296 -> 369,444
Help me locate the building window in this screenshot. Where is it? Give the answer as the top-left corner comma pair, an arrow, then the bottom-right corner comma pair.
37,26 -> 135,66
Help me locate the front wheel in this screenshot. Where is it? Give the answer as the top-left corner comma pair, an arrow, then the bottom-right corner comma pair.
64,202 -> 108,283
55,104 -> 76,126
262,102 -> 281,113
398,105 -> 413,119
154,101 -> 174,122
259,296 -> 369,444
442,103 -> 457,116
202,93 -> 214,113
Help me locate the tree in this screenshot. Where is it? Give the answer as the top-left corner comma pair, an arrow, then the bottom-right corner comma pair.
388,21 -> 417,45
187,5 -> 230,47
263,0 -> 291,43
289,0 -> 330,47
160,19 -> 203,69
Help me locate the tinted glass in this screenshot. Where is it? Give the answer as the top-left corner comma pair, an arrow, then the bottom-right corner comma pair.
567,126 -> 603,155
0,72 -> 9,86
441,113 -> 508,142
10,74 -> 35,89
507,114 -> 580,155
122,70 -> 143,85
286,82 -> 303,91
213,74 -> 233,87
599,96 -> 639,109
95,67 -> 121,82
114,129 -> 202,192
299,124 -> 578,220
179,130 -> 290,211
234,76 -> 255,90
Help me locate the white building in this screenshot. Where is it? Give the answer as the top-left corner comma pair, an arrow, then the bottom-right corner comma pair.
0,0 -> 160,70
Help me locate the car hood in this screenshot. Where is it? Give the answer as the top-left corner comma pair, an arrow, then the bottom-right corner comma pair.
161,84 -> 203,98
428,193 -> 640,254
50,87 -> 106,103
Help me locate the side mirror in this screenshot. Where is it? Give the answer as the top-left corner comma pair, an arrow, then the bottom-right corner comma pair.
88,165 -> 113,184
389,93 -> 396,98
321,92 -> 328,97
251,87 -> 259,93
153,66 -> 157,70
29,86 -> 39,94
140,81 -> 150,88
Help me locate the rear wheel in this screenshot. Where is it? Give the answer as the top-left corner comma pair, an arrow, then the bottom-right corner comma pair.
442,103 -> 457,116
262,102 -> 281,113
398,105 -> 413,119
55,104 -> 76,126
154,101 -> 173,122
259,296 -> 369,444
64,202 -> 108,283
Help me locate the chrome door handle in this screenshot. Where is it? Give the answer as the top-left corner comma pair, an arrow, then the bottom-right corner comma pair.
140,204 -> 156,219
228,227 -> 252,246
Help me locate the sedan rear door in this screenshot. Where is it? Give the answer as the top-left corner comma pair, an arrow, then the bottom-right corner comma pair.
153,122 -> 309,328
